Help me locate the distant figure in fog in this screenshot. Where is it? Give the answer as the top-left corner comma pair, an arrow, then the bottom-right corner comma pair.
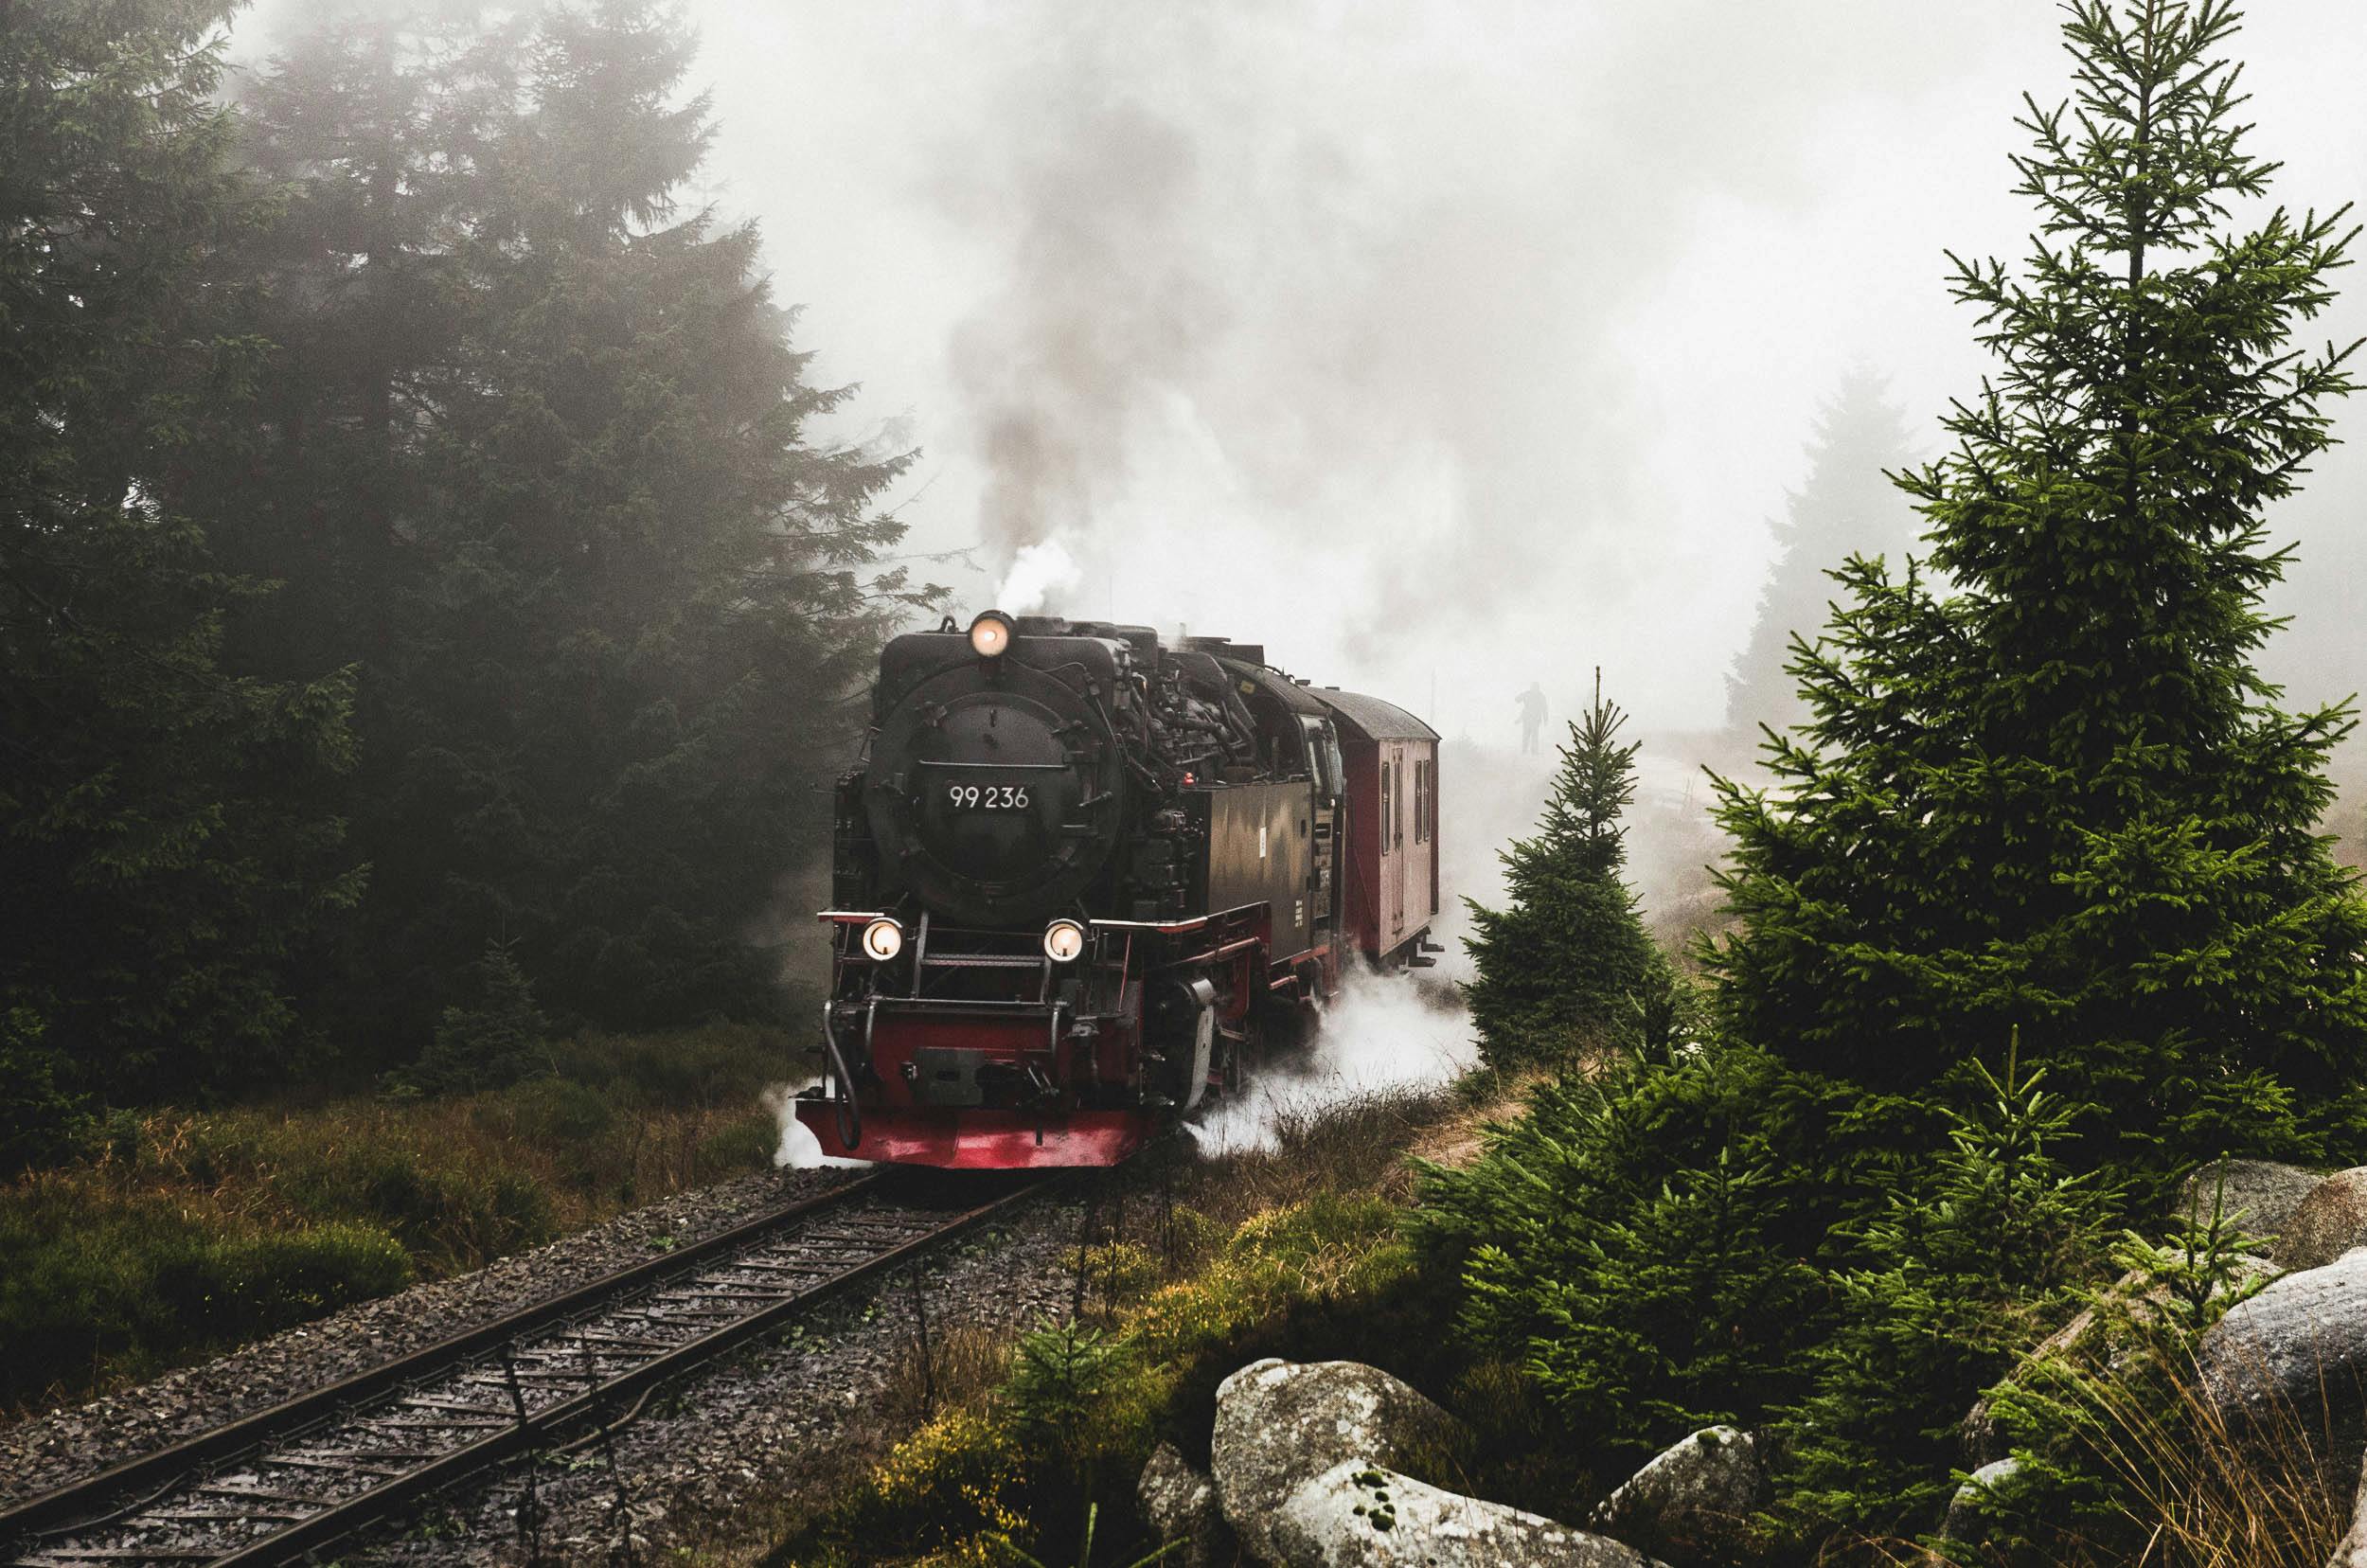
1517,683 -> 1547,755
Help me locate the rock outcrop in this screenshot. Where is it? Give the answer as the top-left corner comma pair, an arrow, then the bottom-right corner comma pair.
1140,1441 -> 1237,1568
1593,1426 -> 1764,1564
1211,1358 -> 1471,1560
2274,1168 -> 2367,1274
1208,1358 -> 1664,1568
2178,1159 -> 2324,1248
2198,1248 -> 2367,1483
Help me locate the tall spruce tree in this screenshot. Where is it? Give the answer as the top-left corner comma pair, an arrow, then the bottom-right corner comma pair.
1723,370 -> 1918,743
1463,678 -> 1670,1067
384,0 -> 922,1032
1,0 -> 361,1155
1709,0 -> 2367,1184
181,0 -> 928,1057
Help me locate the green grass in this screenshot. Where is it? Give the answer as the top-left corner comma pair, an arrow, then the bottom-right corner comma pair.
0,1025 -> 793,1413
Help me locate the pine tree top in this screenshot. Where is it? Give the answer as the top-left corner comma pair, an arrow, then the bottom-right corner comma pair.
1506,673 -> 1639,886
1896,0 -> 2360,770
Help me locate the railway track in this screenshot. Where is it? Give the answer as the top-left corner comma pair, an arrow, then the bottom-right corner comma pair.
2,1170 -> 1050,1567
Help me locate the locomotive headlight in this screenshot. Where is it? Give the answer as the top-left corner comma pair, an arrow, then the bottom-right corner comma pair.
1042,918 -> 1087,964
969,610 -> 1014,659
860,917 -> 904,962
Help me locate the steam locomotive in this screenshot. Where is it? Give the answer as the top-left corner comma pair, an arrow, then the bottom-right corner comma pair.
791,611 -> 1441,1168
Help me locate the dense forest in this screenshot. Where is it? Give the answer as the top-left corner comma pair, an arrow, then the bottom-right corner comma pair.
2,0 -> 929,1170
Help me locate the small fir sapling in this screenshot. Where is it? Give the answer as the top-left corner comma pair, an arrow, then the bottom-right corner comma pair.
1771,1034 -> 2116,1540
1958,1172 -> 2276,1563
1461,673 -> 1673,1069
1418,1036 -> 1828,1471
393,939 -> 552,1096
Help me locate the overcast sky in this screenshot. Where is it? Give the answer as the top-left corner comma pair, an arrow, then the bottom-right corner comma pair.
240,0 -> 2367,745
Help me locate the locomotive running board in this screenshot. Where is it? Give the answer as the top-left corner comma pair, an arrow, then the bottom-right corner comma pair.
793,1101 -> 1148,1167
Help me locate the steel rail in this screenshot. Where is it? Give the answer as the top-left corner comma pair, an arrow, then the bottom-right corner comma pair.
1,1174 -> 883,1542
4,1172 -> 1050,1568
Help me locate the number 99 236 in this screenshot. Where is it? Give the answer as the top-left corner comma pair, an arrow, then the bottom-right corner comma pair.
948,784 -> 1030,811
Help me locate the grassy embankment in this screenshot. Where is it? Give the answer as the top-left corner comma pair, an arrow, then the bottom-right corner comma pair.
748,1081 -> 2361,1568
0,1027 -> 788,1416
753,1072 -> 1548,1568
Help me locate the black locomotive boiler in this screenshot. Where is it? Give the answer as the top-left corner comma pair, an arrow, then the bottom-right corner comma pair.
792,611 -> 1441,1167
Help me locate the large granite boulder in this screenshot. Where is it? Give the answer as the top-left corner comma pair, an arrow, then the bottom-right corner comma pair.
2198,1248 -> 2367,1478
2178,1159 -> 2324,1248
2275,1168 -> 2367,1274
1211,1359 -> 1661,1568
1592,1426 -> 1764,1564
1211,1359 -> 1469,1561
1140,1441 -> 1237,1568
1272,1462 -> 1661,1568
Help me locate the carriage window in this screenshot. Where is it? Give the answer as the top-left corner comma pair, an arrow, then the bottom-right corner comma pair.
1393,758 -> 1405,846
1414,760 -> 1430,844
1379,757 -> 1393,846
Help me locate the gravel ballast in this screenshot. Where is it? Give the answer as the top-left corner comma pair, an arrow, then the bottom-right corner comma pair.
365,1187 -> 1088,1564
0,1167 -> 867,1507
1,1165 -> 1094,1565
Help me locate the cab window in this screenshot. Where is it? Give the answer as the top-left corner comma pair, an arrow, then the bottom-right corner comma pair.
1300,719 -> 1333,798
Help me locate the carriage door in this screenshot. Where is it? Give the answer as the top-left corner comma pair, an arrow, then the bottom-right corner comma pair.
1382,745 -> 1407,945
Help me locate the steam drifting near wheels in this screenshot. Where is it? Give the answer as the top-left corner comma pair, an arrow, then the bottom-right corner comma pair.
793,612 -> 1444,1168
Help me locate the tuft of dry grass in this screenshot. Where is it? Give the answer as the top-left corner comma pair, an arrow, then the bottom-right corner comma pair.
1174,1082 -> 1464,1222
2062,1352 -> 2347,1567
882,1323 -> 1030,1425
1867,1328 -> 2353,1568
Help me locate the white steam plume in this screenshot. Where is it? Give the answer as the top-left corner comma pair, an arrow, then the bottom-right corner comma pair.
995,538 -> 1083,616
1188,964 -> 1475,1156
761,1081 -> 869,1170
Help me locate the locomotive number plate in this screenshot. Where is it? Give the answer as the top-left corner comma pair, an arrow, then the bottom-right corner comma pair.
947,784 -> 1032,811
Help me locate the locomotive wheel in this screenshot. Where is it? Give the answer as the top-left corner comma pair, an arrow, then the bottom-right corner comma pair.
1256,989 -> 1322,1054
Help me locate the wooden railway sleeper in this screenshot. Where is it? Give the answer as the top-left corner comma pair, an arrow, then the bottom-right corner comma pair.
371,1413 -> 512,1431
20,1548 -> 226,1561
187,1488 -> 327,1509
563,1329 -> 680,1351
394,1395 -> 512,1415
248,1454 -> 405,1476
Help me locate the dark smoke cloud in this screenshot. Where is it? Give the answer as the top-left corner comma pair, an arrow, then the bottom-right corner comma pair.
904,0 -> 2044,660
229,0 -> 2367,772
